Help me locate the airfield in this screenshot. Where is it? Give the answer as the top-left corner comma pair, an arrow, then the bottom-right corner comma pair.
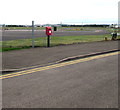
2,28 -> 110,41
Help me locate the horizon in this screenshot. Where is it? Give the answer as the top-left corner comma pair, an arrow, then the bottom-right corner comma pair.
0,22 -> 118,26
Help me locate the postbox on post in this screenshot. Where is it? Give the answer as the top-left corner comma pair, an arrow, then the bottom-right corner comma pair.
46,27 -> 52,36
45,26 -> 52,47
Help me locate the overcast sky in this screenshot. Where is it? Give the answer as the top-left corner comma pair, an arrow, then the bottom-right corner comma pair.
0,0 -> 119,25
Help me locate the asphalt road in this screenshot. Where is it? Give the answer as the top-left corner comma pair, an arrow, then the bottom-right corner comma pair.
2,30 -> 110,41
2,53 -> 118,108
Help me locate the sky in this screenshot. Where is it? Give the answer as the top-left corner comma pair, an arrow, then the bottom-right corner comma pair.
0,0 -> 119,25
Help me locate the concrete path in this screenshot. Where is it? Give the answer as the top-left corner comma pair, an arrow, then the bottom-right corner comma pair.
2,40 -> 119,71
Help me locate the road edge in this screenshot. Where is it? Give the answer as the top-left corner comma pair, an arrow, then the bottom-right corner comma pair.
1,49 -> 119,74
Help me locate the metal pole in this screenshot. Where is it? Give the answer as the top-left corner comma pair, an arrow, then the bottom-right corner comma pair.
2,24 -> 5,41
32,21 -> 34,48
47,35 -> 50,47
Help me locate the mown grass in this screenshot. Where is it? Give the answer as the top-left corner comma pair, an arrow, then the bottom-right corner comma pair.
2,26 -> 112,31
1,34 -> 119,52
2,26 -> 119,33
3,27 -> 45,30
58,27 -> 109,31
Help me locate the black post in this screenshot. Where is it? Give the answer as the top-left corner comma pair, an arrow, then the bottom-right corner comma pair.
47,35 -> 50,47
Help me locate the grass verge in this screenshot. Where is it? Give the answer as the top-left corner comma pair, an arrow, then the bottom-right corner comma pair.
1,34 -> 119,52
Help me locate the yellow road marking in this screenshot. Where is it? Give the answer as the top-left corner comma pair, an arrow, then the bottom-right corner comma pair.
1,51 -> 119,79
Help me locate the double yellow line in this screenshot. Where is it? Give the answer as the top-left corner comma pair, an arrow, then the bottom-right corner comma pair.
1,51 -> 119,80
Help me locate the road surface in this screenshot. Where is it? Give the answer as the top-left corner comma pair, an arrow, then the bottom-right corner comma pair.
2,30 -> 110,41
2,52 -> 118,108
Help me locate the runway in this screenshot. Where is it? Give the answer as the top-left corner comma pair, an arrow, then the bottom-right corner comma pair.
2,30 -> 110,41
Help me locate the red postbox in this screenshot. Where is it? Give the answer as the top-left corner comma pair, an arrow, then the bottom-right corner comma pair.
46,26 -> 52,36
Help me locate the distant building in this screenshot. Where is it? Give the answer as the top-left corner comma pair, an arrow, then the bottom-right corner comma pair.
109,24 -> 118,28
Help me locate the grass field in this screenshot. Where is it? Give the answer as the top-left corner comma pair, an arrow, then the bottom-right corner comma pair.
2,26 -> 116,32
1,34 -> 119,52
2,27 -> 45,30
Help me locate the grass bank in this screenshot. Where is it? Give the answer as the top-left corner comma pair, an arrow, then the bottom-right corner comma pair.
1,34 -> 119,52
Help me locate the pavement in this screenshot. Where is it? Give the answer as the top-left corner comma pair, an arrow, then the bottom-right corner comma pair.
2,40 -> 119,71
